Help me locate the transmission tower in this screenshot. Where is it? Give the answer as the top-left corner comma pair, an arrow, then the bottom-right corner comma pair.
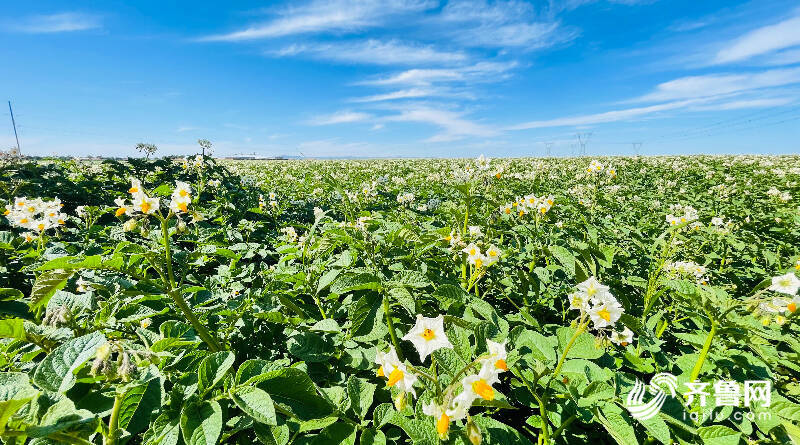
544,142 -> 554,157
632,142 -> 642,155
576,132 -> 592,156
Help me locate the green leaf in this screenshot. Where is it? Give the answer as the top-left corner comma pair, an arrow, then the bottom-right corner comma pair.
36,254 -> 124,272
557,326 -> 604,360
550,245 -> 576,276
255,368 -> 332,421
347,376 -> 376,421
697,425 -> 741,445
287,332 -> 334,363
197,351 -> 235,395
33,331 -> 105,393
143,412 -> 181,445
30,269 -> 74,312
330,273 -> 380,294
351,293 -> 388,342
0,372 -> 39,433
0,318 -> 25,339
180,400 -> 222,445
597,409 -> 639,445
231,386 -> 277,425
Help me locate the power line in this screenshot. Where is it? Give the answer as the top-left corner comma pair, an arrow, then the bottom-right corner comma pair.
8,101 -> 20,154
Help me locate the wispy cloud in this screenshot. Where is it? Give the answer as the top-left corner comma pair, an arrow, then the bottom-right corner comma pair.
199,0 -> 434,42
9,12 -> 102,34
309,110 -> 373,125
508,99 -> 702,130
713,14 -> 800,64
271,39 -> 468,65
438,0 -> 576,49
384,106 -> 498,141
635,67 -> 800,102
358,61 -> 518,86
350,88 -> 435,102
177,126 -> 203,133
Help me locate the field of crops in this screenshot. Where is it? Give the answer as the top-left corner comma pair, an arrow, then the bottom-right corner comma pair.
1,154 -> 799,445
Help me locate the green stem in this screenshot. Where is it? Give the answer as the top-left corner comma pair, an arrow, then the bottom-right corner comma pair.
383,292 -> 403,361
106,392 -> 124,445
689,319 -> 716,381
550,319 -> 587,383
161,215 -> 222,352
550,414 -> 577,439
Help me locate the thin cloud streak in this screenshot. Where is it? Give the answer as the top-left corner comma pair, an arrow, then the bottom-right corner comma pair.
270,39 -> 468,65
8,12 -> 102,33
714,14 -> 800,64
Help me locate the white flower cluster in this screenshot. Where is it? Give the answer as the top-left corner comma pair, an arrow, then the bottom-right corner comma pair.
181,155 -> 205,170
664,261 -> 707,283
568,277 -> 632,344
585,159 -> 616,177
4,196 -> 67,237
665,204 -> 698,226
396,192 -> 415,205
501,194 -> 554,217
766,187 -> 791,202
376,315 -> 509,440
461,243 -> 501,268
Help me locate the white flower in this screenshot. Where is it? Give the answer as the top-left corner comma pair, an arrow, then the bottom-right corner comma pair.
610,327 -> 634,346
313,207 -> 324,220
376,347 -> 417,397
484,245 -> 501,267
589,299 -> 624,329
402,314 -> 453,362
577,277 -> 610,300
447,391 -> 473,420
173,181 -> 192,200
461,363 -> 500,401
422,402 -> 451,439
483,340 -> 508,372
769,273 -> 800,296
133,193 -> 159,215
568,292 -> 589,312
128,178 -> 142,195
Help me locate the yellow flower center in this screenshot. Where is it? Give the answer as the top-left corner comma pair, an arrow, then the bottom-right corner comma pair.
387,368 -> 404,386
178,202 -> 188,213
37,223 -> 45,231
141,202 -> 151,213
540,207 -> 546,214
20,218 -> 28,224
437,413 -> 450,438
376,365 -> 385,378
58,219 -> 64,225
475,258 -> 483,268
504,208 -> 511,214
788,302 -> 797,313
3,210 -> 8,215
421,328 -> 435,341
472,379 -> 494,400
779,278 -> 791,287
129,187 -> 138,194
495,359 -> 508,371
469,248 -> 476,256
17,202 -> 24,206
179,190 -> 188,197
587,286 -> 597,296
116,207 -> 126,217
598,308 -> 611,322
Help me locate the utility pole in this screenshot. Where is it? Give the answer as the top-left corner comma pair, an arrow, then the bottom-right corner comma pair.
544,142 -> 554,157
8,101 -> 20,154
632,142 -> 642,155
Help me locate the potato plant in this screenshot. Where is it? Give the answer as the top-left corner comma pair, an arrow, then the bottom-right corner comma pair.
0,153 -> 799,445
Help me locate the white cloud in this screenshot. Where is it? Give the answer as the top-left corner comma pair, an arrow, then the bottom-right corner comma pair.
714,15 -> 800,64
309,110 -> 372,125
271,39 -> 467,65
689,97 -> 795,111
200,0 -> 434,41
762,48 -> 800,66
384,107 -> 498,141
438,0 -> 575,49
350,88 -> 434,102
636,67 -> 800,102
508,99 -> 702,129
358,61 -> 518,86
10,12 -> 102,33
177,126 -> 203,133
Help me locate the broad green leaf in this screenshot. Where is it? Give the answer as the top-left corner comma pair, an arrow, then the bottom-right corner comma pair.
347,376 -> 376,421
0,372 -> 39,433
557,326 -> 604,360
231,386 -> 277,425
330,273 -> 380,294
697,425 -> 741,445
0,318 -> 25,339
30,269 -> 74,312
255,368 -> 332,421
197,351 -> 235,395
180,400 -> 222,445
37,254 -> 124,272
597,409 -> 639,445
143,412 -> 180,445
351,293 -> 388,342
33,331 -> 105,393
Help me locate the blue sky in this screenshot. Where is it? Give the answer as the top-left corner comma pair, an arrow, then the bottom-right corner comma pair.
1,0 -> 799,158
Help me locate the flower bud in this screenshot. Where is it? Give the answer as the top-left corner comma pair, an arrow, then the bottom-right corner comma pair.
394,392 -> 407,411
466,417 -> 482,445
123,219 -> 137,232
139,226 -> 149,237
177,220 -> 187,233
